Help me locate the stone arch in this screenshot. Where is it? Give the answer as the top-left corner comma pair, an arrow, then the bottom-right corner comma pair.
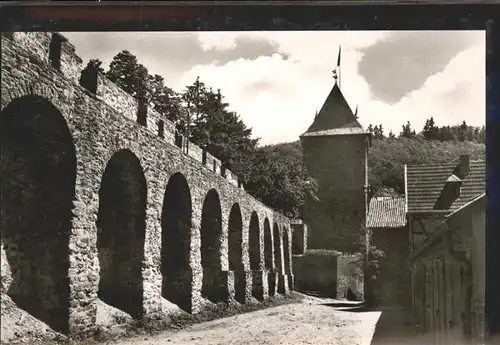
283,227 -> 291,275
249,212 -> 264,300
249,211 -> 261,270
96,149 -> 147,319
283,227 -> 292,290
1,95 -> 76,333
161,172 -> 192,312
228,203 -> 245,303
1,80 -> 59,112
200,189 -> 225,302
263,218 -> 273,270
273,222 -> 282,274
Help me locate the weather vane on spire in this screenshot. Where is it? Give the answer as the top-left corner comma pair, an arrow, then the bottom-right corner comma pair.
332,45 -> 341,88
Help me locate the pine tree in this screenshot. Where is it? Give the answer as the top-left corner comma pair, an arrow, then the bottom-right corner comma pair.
422,117 -> 439,140
400,121 -> 416,138
106,50 -> 148,100
458,121 -> 468,142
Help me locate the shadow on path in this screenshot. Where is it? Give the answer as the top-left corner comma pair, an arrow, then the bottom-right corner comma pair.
369,306 -> 428,345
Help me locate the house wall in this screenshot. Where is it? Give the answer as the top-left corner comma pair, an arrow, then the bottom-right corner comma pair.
409,215 -> 447,252
470,208 -> 486,343
370,226 -> 410,308
409,206 -> 485,345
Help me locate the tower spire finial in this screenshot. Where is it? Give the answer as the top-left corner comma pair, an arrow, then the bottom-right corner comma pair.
332,45 -> 342,87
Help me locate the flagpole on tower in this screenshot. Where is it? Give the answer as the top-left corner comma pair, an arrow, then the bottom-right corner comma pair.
337,45 -> 341,89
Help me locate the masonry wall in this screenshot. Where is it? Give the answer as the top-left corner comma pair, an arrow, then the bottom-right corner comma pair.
292,252 -> 338,297
0,32 -> 294,338
301,135 -> 368,253
370,226 -> 410,308
336,253 -> 364,301
292,250 -> 363,300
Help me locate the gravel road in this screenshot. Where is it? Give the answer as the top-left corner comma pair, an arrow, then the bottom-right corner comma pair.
110,301 -> 381,345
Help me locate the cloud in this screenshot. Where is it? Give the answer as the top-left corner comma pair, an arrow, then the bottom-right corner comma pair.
359,39 -> 485,136
62,32 -> 282,83
358,31 -> 482,104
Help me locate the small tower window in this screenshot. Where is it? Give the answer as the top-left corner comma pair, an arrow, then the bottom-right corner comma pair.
49,33 -> 63,70
137,98 -> 147,126
202,150 -> 207,165
158,120 -> 165,138
175,131 -> 182,148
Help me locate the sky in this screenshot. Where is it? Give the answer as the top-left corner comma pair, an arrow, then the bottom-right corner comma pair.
62,31 -> 485,146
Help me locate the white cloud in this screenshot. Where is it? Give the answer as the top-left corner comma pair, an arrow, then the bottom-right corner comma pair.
358,39 -> 484,136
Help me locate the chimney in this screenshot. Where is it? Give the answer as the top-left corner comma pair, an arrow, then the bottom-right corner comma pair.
459,154 -> 470,177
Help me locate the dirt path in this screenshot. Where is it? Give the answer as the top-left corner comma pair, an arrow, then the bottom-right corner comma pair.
109,301 -> 381,345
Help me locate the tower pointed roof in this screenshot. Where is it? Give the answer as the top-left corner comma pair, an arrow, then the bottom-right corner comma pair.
301,82 -> 368,137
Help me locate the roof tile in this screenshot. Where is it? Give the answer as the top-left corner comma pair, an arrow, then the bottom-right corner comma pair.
406,159 -> 485,213
367,196 -> 407,228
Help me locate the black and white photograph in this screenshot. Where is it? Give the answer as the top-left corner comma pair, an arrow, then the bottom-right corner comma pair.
1,27 -> 487,345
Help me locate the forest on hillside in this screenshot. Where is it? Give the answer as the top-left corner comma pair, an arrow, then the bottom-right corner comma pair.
80,51 -> 486,219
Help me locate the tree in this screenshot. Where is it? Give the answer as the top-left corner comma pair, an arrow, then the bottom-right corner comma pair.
106,50 -> 148,100
244,143 -> 314,218
178,77 -> 259,181
146,74 -> 183,124
422,117 -> 440,140
478,125 -> 485,143
458,120 -> 468,142
400,121 -> 416,138
373,124 -> 385,139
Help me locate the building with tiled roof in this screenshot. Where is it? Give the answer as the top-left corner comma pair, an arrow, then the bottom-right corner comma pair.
404,154 -> 485,252
366,196 -> 407,229
366,195 -> 409,307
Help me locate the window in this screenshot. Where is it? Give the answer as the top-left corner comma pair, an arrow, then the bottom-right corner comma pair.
202,151 -> 207,165
137,98 -> 147,126
158,120 -> 165,138
49,33 -> 63,70
175,131 -> 183,148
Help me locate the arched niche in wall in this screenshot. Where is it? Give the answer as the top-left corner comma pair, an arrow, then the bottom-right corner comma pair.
1,95 -> 76,333
161,172 -> 192,312
96,149 -> 147,319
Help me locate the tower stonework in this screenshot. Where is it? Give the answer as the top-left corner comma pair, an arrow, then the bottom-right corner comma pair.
300,83 -> 370,253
